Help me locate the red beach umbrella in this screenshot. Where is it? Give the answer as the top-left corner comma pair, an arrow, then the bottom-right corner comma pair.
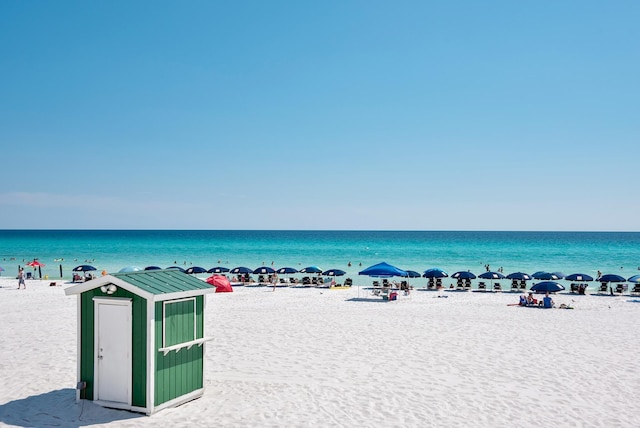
26,260 -> 45,267
206,275 -> 233,293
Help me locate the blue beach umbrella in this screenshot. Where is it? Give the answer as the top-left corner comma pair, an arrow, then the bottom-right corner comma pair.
551,272 -> 566,279
230,266 -> 253,274
144,266 -> 162,271
166,266 -> 186,272
118,266 -> 142,273
423,268 -> 448,278
300,266 -> 323,274
185,266 -> 207,275
322,269 -> 346,277
358,262 -> 408,278
208,266 -> 230,274
276,267 -> 298,275
532,272 -> 559,280
403,270 -> 422,278
451,271 -> 476,280
506,272 -> 531,281
73,264 -> 97,272
530,281 -> 565,293
253,266 -> 276,275
598,274 -> 626,283
627,275 -> 640,283
565,273 -> 594,282
478,271 -> 505,280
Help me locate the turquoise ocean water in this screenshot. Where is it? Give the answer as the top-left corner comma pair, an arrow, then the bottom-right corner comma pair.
1,230 -> 639,284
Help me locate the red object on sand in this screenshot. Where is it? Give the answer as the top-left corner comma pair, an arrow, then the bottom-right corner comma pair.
206,275 -> 233,293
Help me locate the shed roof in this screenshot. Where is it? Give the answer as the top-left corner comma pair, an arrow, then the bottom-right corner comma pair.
65,269 -> 214,301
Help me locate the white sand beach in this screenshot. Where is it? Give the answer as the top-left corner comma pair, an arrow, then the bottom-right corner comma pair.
1,278 -> 639,427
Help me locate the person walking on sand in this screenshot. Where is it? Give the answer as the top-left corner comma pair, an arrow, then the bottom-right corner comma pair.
272,272 -> 278,291
18,268 -> 25,289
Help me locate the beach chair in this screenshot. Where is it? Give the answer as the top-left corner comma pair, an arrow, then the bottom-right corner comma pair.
614,283 -> 626,294
302,277 -> 311,285
464,279 -> 472,291
519,280 -> 527,290
427,278 -> 435,290
570,283 -> 579,293
493,282 -> 502,292
598,283 -> 609,293
631,284 -> 640,295
26,272 -> 33,280
510,279 -> 519,292
477,282 -> 487,291
344,278 -> 352,287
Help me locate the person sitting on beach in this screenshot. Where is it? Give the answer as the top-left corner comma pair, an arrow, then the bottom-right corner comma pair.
542,292 -> 555,308
519,294 -> 528,306
527,292 -> 537,306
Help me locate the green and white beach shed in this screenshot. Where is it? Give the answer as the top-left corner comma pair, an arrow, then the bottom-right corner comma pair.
65,269 -> 215,415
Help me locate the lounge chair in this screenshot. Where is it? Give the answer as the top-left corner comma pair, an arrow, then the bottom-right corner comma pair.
598,283 -> 609,293
436,278 -> 443,288
493,282 -> 502,292
615,283 -> 626,294
344,278 -> 352,287
519,280 -> 527,290
477,281 -> 487,291
464,279 -> 472,291
631,284 -> 640,295
26,272 -> 33,280
373,280 -> 380,288
570,283 -> 579,293
510,279 -> 519,292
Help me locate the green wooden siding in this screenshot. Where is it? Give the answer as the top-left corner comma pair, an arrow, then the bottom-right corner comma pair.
154,296 -> 204,405
79,286 -> 147,407
164,299 -> 195,347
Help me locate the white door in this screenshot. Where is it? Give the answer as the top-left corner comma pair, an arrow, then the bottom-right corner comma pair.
95,299 -> 132,404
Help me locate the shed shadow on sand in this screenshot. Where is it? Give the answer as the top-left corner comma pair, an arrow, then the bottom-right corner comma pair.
0,388 -> 142,427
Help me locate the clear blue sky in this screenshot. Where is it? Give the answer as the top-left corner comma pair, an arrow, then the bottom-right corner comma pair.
1,1 -> 638,230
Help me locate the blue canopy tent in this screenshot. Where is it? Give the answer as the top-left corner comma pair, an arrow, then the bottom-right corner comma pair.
358,262 -> 408,278
358,262 -> 408,298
